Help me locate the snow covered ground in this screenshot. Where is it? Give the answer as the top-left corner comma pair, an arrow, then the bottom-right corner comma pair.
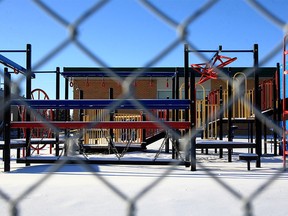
1,139 -> 288,216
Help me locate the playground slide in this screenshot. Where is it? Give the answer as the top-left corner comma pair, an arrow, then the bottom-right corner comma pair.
141,130 -> 166,148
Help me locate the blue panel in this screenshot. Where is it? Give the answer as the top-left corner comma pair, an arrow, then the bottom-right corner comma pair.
11,99 -> 191,110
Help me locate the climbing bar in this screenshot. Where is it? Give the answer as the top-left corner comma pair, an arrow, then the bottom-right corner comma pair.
0,54 -> 26,72
11,121 -> 191,130
0,54 -> 35,78
11,99 -> 191,110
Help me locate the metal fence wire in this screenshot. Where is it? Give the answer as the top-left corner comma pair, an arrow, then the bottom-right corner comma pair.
1,0 -> 288,216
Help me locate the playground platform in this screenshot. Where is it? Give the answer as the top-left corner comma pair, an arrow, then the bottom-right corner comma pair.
82,143 -> 144,153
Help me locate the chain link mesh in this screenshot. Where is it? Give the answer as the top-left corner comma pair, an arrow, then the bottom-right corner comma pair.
1,0 -> 288,215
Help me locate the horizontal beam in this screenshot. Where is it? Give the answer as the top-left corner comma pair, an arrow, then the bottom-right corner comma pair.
16,158 -> 189,166
220,49 -> 254,53
11,99 -> 191,110
188,49 -> 254,53
11,121 -> 191,129
0,50 -> 26,53
61,71 -> 178,78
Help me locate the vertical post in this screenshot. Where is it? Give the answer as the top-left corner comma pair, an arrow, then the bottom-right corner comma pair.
184,44 -> 189,122
65,77 -> 69,118
79,90 -> 84,119
227,70 -> 233,162
141,111 -> 146,146
109,88 -> 114,153
184,44 -> 192,164
283,36 -> 287,167
165,96 -> 170,153
219,86 -> 223,139
263,118 -> 267,154
219,86 -> 223,158
25,44 -> 32,166
55,67 -> 60,156
205,96 -> 208,141
4,68 -> 11,172
190,66 -> 196,171
172,75 -> 176,104
65,77 -> 69,138
172,74 -> 176,158
254,44 -> 262,167
175,70 -> 180,159
63,77 -> 70,156
79,90 -> 84,152
275,63 -> 281,155
227,75 -> 232,142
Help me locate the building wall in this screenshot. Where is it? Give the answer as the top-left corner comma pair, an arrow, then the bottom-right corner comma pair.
72,78 -> 157,120
73,78 -> 157,99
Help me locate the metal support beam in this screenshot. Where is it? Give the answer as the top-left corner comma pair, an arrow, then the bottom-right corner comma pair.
254,44 -> 262,168
55,67 -> 60,156
25,44 -> 32,166
190,62 -> 196,171
4,68 -> 11,172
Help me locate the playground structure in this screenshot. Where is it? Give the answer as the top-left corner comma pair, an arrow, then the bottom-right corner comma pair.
18,88 -> 54,153
61,68 -> 194,164
1,45 -> 32,172
83,111 -> 142,145
1,52 -> 195,171
0,43 -> 283,172
188,75 -> 276,140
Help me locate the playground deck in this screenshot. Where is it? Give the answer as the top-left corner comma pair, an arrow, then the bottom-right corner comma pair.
196,140 -> 256,162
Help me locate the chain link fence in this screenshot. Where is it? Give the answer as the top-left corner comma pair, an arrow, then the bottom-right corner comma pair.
1,0 -> 288,215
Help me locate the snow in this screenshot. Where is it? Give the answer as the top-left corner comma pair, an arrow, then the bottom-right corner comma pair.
1,139 -> 288,216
